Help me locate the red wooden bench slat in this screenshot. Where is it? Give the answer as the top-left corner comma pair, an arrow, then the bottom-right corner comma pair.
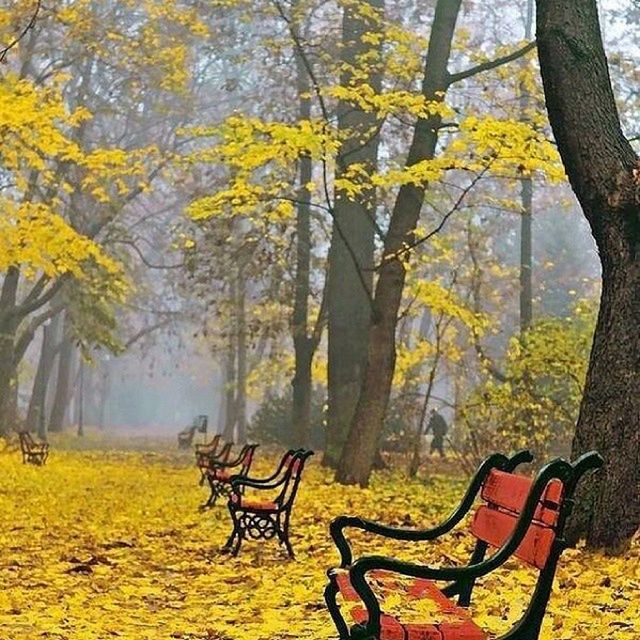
470,505 -> 556,569
481,470 -> 564,526
336,571 -> 486,640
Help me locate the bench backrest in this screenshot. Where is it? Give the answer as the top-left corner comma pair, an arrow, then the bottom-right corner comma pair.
276,450 -> 314,509
194,415 -> 208,432
18,431 -> 36,451
471,469 -> 564,569
236,443 -> 259,476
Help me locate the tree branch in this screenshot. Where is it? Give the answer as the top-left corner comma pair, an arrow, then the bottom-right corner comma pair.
0,0 -> 41,63
447,41 -> 537,86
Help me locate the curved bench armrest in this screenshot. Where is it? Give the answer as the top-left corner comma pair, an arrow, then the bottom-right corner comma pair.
330,450 -> 533,567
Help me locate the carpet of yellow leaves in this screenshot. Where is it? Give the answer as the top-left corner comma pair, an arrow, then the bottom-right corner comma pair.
0,444 -> 637,639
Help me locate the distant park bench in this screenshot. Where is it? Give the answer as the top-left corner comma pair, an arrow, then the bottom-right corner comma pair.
324,449 -> 603,640
18,430 -> 50,466
177,414 -> 208,449
196,435 -> 233,484
224,448 -> 314,558
201,443 -> 259,509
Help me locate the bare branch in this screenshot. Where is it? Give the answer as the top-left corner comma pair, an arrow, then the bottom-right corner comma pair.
0,0 -> 41,63
447,41 -> 537,86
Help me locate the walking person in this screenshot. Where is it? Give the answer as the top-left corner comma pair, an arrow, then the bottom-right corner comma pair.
425,408 -> 448,458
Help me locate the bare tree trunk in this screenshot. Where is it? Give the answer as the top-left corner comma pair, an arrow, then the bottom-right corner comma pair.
325,0 -> 383,466
336,0 -> 462,486
223,287 -> 237,442
291,21 -> 315,448
235,268 -> 247,445
0,268 -> 20,433
519,0 -> 534,333
536,0 -> 640,550
48,314 -> 74,433
26,316 -> 60,432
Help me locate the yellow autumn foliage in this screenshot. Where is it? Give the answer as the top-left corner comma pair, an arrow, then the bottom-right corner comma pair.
0,442 -> 637,640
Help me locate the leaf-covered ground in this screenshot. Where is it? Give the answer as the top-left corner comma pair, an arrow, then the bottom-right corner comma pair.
0,443 -> 638,639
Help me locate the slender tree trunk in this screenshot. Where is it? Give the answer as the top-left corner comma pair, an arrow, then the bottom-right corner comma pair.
235,268 -> 247,445
336,0 -> 462,486
291,22 -> 315,448
536,0 -> 640,550
76,358 -> 85,437
223,291 -> 237,442
519,0 -> 534,333
325,0 -> 383,466
48,314 -> 74,433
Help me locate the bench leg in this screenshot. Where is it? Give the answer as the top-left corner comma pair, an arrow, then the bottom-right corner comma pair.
274,511 -> 295,559
231,524 -> 245,557
223,505 -> 240,551
200,479 -> 220,510
324,577 -> 351,639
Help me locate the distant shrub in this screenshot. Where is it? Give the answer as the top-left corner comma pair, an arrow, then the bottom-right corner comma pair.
249,388 -> 326,450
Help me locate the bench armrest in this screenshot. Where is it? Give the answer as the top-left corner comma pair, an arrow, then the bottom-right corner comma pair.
231,475 -> 288,492
346,456 -> 583,639
330,450 -> 533,567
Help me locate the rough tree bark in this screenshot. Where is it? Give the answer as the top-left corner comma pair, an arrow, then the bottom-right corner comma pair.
336,0 -> 463,485
324,0 -> 383,466
536,0 -> 640,550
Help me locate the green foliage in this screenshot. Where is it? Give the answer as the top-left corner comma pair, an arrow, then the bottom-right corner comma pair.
249,389 -> 326,449
458,300 -> 596,462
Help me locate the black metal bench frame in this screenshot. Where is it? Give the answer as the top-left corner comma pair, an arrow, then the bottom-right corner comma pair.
224,448 -> 314,559
324,449 -> 603,640
201,443 -> 259,509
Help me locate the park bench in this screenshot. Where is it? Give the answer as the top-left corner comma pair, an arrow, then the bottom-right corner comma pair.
196,437 -> 233,485
201,443 -> 259,509
177,414 -> 208,449
224,448 -> 314,558
324,449 -> 603,640
18,430 -> 50,466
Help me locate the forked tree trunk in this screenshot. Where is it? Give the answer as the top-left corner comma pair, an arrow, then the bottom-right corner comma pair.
336,0 -> 462,486
536,0 -> 640,550
325,0 -> 383,466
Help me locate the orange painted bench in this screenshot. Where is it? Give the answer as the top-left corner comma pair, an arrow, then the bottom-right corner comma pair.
324,450 -> 603,640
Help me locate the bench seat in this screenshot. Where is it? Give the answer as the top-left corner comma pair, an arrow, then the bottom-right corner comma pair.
334,569 -> 486,640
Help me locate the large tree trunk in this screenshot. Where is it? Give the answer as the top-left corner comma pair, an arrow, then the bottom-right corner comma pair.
0,268 -> 20,433
324,0 -> 383,466
26,316 -> 60,432
536,0 -> 640,550
336,0 -> 462,486
48,315 -> 74,433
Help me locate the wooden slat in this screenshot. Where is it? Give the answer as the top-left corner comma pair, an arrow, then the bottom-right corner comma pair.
470,506 -> 556,569
481,470 -> 564,526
